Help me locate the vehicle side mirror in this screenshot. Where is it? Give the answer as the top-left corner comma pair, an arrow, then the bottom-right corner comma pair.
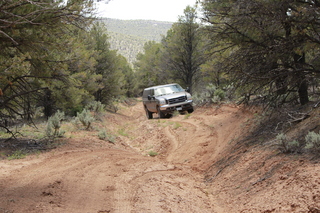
148,95 -> 152,100
185,87 -> 190,93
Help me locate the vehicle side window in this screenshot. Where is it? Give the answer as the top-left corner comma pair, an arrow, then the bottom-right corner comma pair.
150,89 -> 154,96
143,89 -> 150,98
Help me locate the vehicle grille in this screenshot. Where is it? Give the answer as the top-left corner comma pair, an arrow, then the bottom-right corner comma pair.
168,96 -> 186,104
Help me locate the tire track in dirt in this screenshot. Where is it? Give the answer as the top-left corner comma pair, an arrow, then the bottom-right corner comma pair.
160,114 -> 220,169
113,161 -> 215,213
0,149 -> 151,213
163,126 -> 179,162
0,102 -> 247,213
108,104 -> 219,212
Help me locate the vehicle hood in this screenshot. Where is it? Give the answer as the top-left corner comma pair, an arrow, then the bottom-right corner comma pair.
157,92 -> 187,99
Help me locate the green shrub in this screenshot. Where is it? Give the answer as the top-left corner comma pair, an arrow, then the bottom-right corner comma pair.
118,128 -> 129,137
46,110 -> 65,139
148,150 -> 158,157
76,109 -> 95,130
192,93 -> 203,105
213,89 -> 225,102
98,129 -> 107,140
193,83 -> 226,105
173,122 -> 182,129
107,101 -> 119,113
305,131 -> 320,152
206,84 -> 216,97
86,101 -> 105,114
7,150 -> 27,160
97,128 -> 116,143
107,134 -> 116,144
276,133 -> 300,153
184,113 -> 191,119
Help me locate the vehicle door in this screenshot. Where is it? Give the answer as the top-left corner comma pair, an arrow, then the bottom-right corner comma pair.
148,89 -> 158,112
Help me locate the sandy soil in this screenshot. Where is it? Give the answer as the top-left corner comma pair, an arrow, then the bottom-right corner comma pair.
0,101 -> 320,213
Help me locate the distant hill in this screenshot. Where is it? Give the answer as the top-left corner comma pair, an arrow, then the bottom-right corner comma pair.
100,18 -> 173,65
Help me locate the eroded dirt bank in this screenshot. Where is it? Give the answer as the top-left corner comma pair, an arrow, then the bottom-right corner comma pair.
0,101 -> 320,212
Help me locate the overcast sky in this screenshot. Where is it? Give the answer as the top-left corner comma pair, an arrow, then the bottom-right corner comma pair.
95,0 -> 197,22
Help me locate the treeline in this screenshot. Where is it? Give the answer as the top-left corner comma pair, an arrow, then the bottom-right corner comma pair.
0,0 -> 135,134
135,1 -> 320,108
1,0 -> 320,139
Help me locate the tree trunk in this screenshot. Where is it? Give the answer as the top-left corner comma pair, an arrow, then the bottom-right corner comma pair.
43,89 -> 54,119
294,53 -> 309,105
187,74 -> 193,94
298,78 -> 309,105
95,89 -> 102,102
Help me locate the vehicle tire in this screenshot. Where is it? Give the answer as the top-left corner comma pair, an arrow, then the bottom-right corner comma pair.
145,106 -> 153,119
157,106 -> 165,119
187,108 -> 194,114
165,114 -> 173,118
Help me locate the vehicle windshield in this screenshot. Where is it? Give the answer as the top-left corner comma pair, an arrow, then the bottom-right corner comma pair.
154,84 -> 184,96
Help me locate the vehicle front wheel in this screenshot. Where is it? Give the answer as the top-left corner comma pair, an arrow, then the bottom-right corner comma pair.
187,108 -> 194,114
145,106 -> 153,119
157,106 -> 165,119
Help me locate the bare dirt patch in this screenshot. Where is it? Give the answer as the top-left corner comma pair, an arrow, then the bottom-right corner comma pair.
0,101 -> 320,212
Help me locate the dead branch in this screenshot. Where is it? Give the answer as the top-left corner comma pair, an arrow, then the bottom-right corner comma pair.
287,110 -> 311,123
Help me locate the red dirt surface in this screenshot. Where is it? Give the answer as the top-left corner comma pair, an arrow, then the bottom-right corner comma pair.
0,101 -> 320,212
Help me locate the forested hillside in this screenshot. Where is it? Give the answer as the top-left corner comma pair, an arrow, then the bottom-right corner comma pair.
107,31 -> 147,65
2,0 -> 320,158
101,18 -> 172,64
102,18 -> 172,41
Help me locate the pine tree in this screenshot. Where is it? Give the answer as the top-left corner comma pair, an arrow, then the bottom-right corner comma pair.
161,6 -> 208,93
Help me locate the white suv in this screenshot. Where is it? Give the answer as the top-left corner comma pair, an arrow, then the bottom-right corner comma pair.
142,83 -> 193,119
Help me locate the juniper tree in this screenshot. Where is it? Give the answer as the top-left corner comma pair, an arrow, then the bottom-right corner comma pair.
202,0 -> 320,106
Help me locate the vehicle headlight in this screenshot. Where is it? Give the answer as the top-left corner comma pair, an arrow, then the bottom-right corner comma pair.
186,93 -> 192,101
159,98 -> 166,106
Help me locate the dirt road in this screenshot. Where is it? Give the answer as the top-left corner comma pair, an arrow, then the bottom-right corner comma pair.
1,101 -> 320,212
